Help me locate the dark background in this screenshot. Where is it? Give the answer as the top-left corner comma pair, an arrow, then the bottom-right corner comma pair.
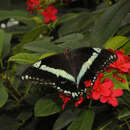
0,0 -> 26,10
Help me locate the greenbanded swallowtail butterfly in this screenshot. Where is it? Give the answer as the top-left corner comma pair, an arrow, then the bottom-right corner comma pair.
21,47 -> 117,99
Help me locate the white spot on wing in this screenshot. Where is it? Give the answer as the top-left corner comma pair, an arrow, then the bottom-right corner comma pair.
33,61 -> 41,68
21,76 -> 24,80
1,23 -> 6,28
25,75 -> 28,79
93,48 -> 101,53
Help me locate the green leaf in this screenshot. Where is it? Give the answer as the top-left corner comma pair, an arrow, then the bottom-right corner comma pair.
0,10 -> 29,20
2,33 -> 12,58
54,33 -> 85,49
53,109 -> 81,130
8,53 -> 40,64
118,108 -> 130,120
13,24 -> 48,54
103,72 -> 129,91
0,29 -> 5,58
34,98 -> 61,117
58,12 -> 98,36
105,36 -> 128,50
67,109 -> 95,130
0,81 -> 8,108
23,37 -> 64,53
88,0 -> 130,47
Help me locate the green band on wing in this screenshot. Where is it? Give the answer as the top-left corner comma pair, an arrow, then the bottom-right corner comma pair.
39,65 -> 75,82
77,52 -> 100,85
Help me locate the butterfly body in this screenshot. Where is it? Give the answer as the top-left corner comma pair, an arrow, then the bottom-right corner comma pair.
21,47 -> 117,99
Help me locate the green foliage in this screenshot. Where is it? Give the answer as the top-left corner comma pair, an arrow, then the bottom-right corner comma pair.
0,81 -> 8,108
0,0 -> 130,130
67,109 -> 95,130
34,98 -> 61,117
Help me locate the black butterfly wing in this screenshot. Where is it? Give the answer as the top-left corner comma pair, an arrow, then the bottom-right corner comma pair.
71,47 -> 117,92
21,53 -> 80,98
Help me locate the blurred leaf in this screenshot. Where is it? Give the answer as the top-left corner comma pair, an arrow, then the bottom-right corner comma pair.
97,120 -> 125,130
58,11 -> 98,36
118,108 -> 130,120
117,24 -> 130,36
105,36 -> 128,50
67,109 -> 95,130
0,115 -> 19,130
17,110 -> 32,124
2,33 -> 12,58
121,91 -> 130,105
0,29 -> 5,58
34,98 -> 61,117
54,33 -> 85,49
13,24 -> 48,54
53,109 -> 81,130
39,52 -> 56,60
24,37 -> 64,53
0,81 -> 8,108
8,53 -> 39,64
0,10 -> 29,20
88,0 -> 130,47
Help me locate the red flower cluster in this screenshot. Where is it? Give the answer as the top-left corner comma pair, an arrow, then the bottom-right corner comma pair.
109,50 -> 130,73
26,0 -> 42,13
59,94 -> 71,110
26,0 -> 58,23
85,73 -> 123,107
41,5 -> 58,23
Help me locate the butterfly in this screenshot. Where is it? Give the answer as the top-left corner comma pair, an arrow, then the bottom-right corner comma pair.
21,47 -> 117,99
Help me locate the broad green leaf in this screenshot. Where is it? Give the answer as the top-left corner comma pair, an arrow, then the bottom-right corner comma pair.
39,52 -> 56,60
54,33 -> 85,49
0,10 -> 29,20
59,13 -> 79,24
67,109 -> 95,130
34,98 -> 61,117
0,29 -> 5,58
17,110 -> 33,123
97,120 -> 125,130
103,72 -> 129,91
53,109 -> 81,130
88,0 -> 130,47
0,81 -> 8,108
2,33 -> 12,58
58,11 -> 98,36
117,24 -> 130,36
23,37 -> 64,53
118,108 -> 130,120
105,36 -> 128,50
8,53 -> 39,64
13,24 -> 48,54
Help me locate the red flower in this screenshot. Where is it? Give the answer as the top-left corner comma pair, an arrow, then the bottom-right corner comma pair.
100,89 -> 123,107
41,5 -> 58,23
59,94 -> 71,110
109,50 -> 130,73
75,96 -> 84,107
85,73 -> 124,107
26,0 -> 42,13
